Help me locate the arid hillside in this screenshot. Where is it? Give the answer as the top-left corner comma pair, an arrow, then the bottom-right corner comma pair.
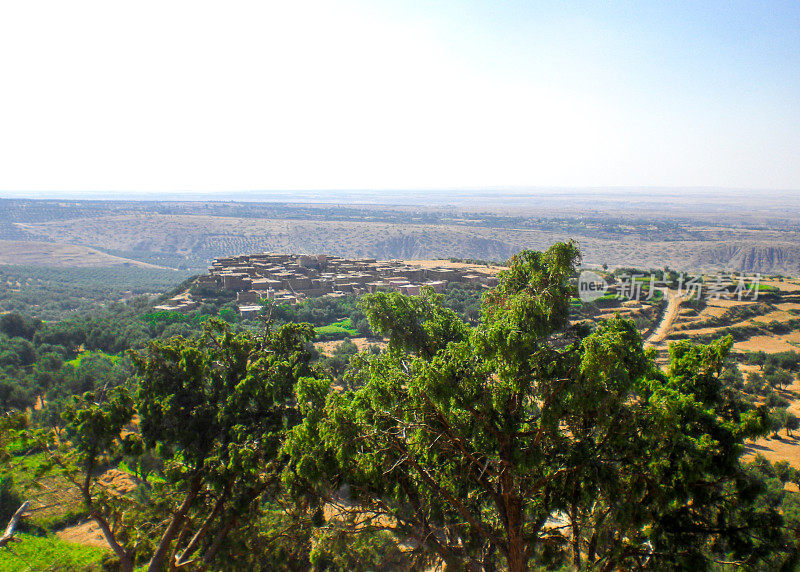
0,240 -> 168,269
2,195 -> 800,274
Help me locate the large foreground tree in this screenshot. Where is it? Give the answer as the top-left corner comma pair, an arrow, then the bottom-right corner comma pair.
286,242 -> 784,570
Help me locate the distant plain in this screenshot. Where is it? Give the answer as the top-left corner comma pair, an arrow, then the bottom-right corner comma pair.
1,190 -> 799,274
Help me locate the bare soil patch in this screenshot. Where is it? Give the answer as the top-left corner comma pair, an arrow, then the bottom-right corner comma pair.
695,304 -> 729,319
743,436 -> 800,467
315,337 -> 387,356
52,469 -> 141,550
56,520 -> 112,549
750,310 -> 797,324
766,279 -> 800,292
96,468 -> 140,495
735,334 -> 800,353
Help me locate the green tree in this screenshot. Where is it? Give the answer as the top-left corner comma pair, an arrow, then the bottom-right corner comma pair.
310,527 -> 410,571
0,412 -> 27,523
744,370 -> 764,395
0,312 -> 41,340
767,368 -> 793,391
52,319 -> 316,571
320,339 -> 359,380
746,350 -> 768,370
787,412 -> 800,437
772,407 -> 790,438
57,386 -> 137,570
286,243 -> 778,571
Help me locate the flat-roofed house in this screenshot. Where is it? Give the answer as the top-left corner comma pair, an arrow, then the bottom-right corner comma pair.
251,278 -> 283,291
398,284 -> 421,296
222,274 -> 251,291
239,305 -> 262,319
423,280 -> 447,293
237,290 -> 260,304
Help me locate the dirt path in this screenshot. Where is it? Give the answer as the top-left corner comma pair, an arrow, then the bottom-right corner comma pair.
646,290 -> 681,346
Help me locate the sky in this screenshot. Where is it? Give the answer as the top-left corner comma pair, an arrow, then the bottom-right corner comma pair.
0,0 -> 798,194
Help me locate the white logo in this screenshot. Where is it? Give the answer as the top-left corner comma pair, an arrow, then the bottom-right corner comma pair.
578,271 -> 608,302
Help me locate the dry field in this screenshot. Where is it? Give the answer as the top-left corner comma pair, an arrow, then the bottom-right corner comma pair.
315,337 -> 387,355
0,239 -> 166,268
401,258 -> 506,274
645,277 -> 800,467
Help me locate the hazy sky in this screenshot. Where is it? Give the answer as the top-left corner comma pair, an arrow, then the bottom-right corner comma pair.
1,1 -> 798,193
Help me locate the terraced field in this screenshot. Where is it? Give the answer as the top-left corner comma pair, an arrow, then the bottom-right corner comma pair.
659,279 -> 800,353
636,277 -> 800,467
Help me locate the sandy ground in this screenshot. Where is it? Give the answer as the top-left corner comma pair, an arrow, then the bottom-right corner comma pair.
693,305 -> 730,319
596,310 -> 636,320
707,298 -> 745,309
751,309 -> 798,324
675,326 -> 723,337
675,310 -> 792,337
96,469 -> 140,495
743,436 -> 800,468
743,392 -> 800,468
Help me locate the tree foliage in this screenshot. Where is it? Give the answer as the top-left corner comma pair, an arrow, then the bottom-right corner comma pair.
286,242 -> 784,571
10,242 -> 800,570
50,319 -> 315,571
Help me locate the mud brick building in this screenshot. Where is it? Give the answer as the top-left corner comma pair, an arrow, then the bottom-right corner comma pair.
176,253 -> 500,318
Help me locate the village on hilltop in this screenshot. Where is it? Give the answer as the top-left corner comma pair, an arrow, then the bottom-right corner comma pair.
155,253 -> 501,318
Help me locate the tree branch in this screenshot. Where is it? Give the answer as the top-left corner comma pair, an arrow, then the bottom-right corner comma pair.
175,484 -> 230,567
0,501 -> 29,549
147,471 -> 203,571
